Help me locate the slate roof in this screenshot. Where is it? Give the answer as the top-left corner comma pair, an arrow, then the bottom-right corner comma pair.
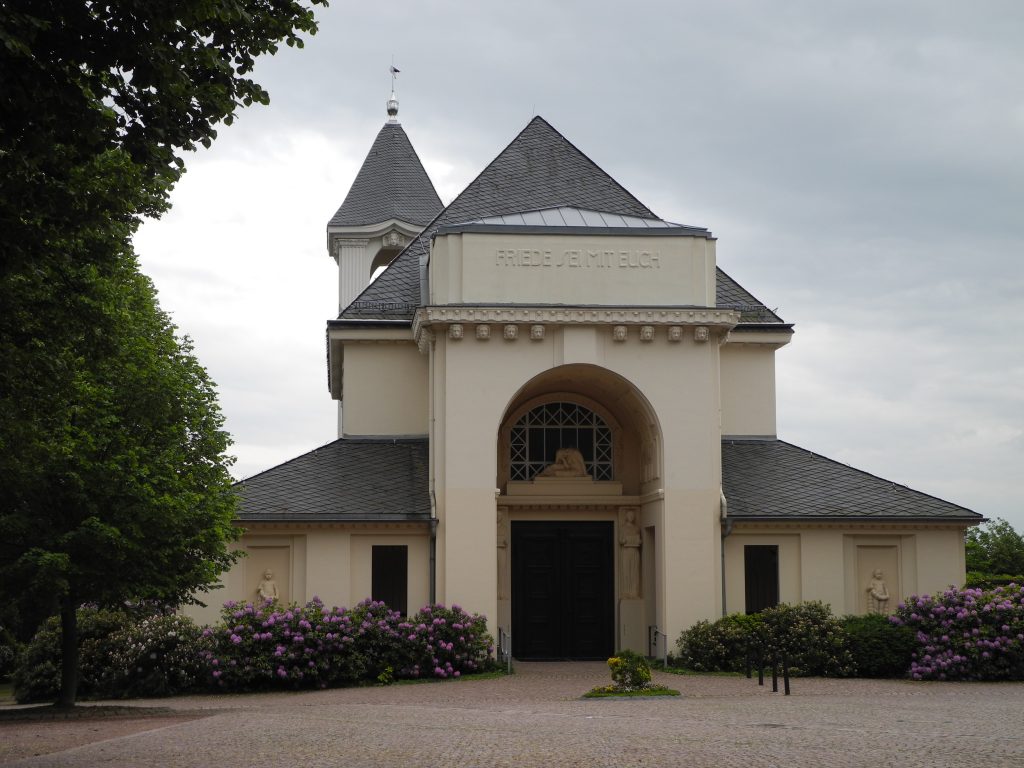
235,438 -> 430,522
340,116 -> 783,325
440,206 -> 709,233
327,123 -> 442,228
722,439 -> 981,522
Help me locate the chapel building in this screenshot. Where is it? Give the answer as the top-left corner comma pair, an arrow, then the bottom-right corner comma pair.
186,98 -> 981,659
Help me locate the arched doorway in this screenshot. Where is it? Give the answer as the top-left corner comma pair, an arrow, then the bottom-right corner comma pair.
496,365 -> 662,659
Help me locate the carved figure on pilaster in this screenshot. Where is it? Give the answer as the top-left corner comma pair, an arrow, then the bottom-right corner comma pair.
496,508 -> 509,600
619,508 -> 641,598
866,569 -> 890,614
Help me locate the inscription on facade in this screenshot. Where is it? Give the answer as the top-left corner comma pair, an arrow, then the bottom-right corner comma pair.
495,248 -> 661,269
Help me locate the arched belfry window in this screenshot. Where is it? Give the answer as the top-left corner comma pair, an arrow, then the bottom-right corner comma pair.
509,402 -> 613,481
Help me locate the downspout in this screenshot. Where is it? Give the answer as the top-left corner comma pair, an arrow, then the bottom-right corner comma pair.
429,491 -> 438,604
720,487 -> 733,617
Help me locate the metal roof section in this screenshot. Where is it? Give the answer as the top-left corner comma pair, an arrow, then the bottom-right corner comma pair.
722,438 -> 981,523
327,122 -> 442,229
436,206 -> 714,238
235,438 -> 430,522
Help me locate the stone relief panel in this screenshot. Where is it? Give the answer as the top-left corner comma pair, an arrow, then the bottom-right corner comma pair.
530,324 -> 545,340
612,325 -> 627,342
639,325 -> 654,342
476,324 -> 491,340
448,324 -> 464,340
856,545 -> 900,615
503,324 -> 518,340
246,545 -> 291,604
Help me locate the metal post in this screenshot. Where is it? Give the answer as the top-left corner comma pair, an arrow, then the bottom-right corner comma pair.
771,654 -> 778,693
783,655 -> 790,695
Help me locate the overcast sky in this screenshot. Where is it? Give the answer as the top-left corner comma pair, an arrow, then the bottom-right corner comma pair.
134,1 -> 1023,531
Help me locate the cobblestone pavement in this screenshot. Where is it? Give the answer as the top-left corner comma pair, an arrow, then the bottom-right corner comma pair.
3,663 -> 1023,767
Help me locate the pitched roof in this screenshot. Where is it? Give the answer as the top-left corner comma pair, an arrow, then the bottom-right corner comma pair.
235,438 -> 430,522
327,123 -> 442,228
341,117 -> 785,324
437,206 -> 713,237
722,438 -> 981,522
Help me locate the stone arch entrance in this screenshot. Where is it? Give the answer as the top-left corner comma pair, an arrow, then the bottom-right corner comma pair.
495,365 -> 663,659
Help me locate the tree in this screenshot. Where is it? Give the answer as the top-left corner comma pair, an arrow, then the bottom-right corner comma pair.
0,247 -> 241,706
965,518 -> 1024,581
0,0 -> 328,274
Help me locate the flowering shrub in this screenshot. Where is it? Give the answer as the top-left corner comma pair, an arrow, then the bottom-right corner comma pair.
100,614 -> 209,698
203,598 -> 495,691
13,607 -> 133,703
675,602 -> 854,677
892,584 -> 1024,681
608,649 -> 652,689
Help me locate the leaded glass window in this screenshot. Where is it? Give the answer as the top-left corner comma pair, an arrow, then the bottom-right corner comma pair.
509,402 -> 613,481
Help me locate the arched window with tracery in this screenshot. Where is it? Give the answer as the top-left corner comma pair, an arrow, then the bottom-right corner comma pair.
509,401 -> 613,481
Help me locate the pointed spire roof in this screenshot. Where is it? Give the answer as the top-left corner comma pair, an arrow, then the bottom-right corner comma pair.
339,116 -> 782,324
327,120 -> 442,229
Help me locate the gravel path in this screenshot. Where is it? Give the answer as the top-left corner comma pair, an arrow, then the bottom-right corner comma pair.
2,663 -> 1023,767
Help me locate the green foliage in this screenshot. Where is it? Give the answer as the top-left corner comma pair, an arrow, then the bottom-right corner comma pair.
965,519 -> 1024,586
676,602 -> 855,677
12,607 -> 132,703
0,0 -> 329,275
841,614 -> 915,678
674,613 -> 763,673
607,649 -> 652,689
100,614 -> 210,698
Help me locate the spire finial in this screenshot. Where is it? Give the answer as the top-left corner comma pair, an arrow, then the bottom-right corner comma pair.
387,62 -> 400,123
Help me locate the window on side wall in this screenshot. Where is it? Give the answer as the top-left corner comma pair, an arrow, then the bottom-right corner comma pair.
372,545 -> 408,616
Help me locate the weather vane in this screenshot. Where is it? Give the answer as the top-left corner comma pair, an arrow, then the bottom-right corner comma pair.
386,60 -> 400,123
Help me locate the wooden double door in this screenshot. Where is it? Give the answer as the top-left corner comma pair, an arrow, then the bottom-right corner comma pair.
511,521 -> 614,660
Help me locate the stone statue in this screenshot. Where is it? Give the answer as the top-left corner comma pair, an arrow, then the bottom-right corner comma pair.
256,569 -> 280,602
496,509 -> 508,600
538,447 -> 588,478
866,569 -> 890,614
619,509 -> 641,598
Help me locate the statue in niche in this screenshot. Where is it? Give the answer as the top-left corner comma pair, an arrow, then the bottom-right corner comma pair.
496,509 -> 508,600
866,569 -> 890,614
619,509 -> 642,598
537,447 -> 588,478
256,569 -> 280,602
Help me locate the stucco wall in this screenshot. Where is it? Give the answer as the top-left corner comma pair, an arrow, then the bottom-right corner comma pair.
182,527 -> 431,627
723,526 -> 967,617
720,344 -> 778,437
342,342 -> 428,436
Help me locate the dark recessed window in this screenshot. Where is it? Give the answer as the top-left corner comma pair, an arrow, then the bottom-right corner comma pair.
510,402 -> 613,481
372,545 -> 408,615
744,545 -> 779,614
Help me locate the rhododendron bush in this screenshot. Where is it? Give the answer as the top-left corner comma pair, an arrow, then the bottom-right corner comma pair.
204,598 -> 494,691
892,584 -> 1024,681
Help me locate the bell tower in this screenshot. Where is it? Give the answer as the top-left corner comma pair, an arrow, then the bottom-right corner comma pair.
325,84 -> 442,313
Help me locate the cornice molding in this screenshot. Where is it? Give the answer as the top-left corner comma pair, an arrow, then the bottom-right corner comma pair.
413,305 -> 740,347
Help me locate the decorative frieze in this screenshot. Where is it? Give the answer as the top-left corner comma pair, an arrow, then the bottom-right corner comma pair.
412,306 -> 740,350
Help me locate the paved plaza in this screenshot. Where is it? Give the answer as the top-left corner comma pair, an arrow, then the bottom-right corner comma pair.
2,662 -> 1023,767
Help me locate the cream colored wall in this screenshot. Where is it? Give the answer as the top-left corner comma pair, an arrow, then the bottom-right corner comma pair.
181,527 -> 430,627
430,232 -> 716,307
350,533 -> 431,612
430,321 -> 725,642
342,342 -> 428,436
723,526 -> 968,616
720,344 -> 778,437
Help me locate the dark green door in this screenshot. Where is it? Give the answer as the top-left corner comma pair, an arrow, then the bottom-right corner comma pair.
511,521 -> 614,659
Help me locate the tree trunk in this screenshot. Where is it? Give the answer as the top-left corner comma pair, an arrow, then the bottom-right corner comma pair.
57,596 -> 78,708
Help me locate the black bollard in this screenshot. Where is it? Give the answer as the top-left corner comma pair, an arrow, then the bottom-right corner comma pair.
783,655 -> 791,696
757,650 -> 764,686
771,654 -> 778,693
